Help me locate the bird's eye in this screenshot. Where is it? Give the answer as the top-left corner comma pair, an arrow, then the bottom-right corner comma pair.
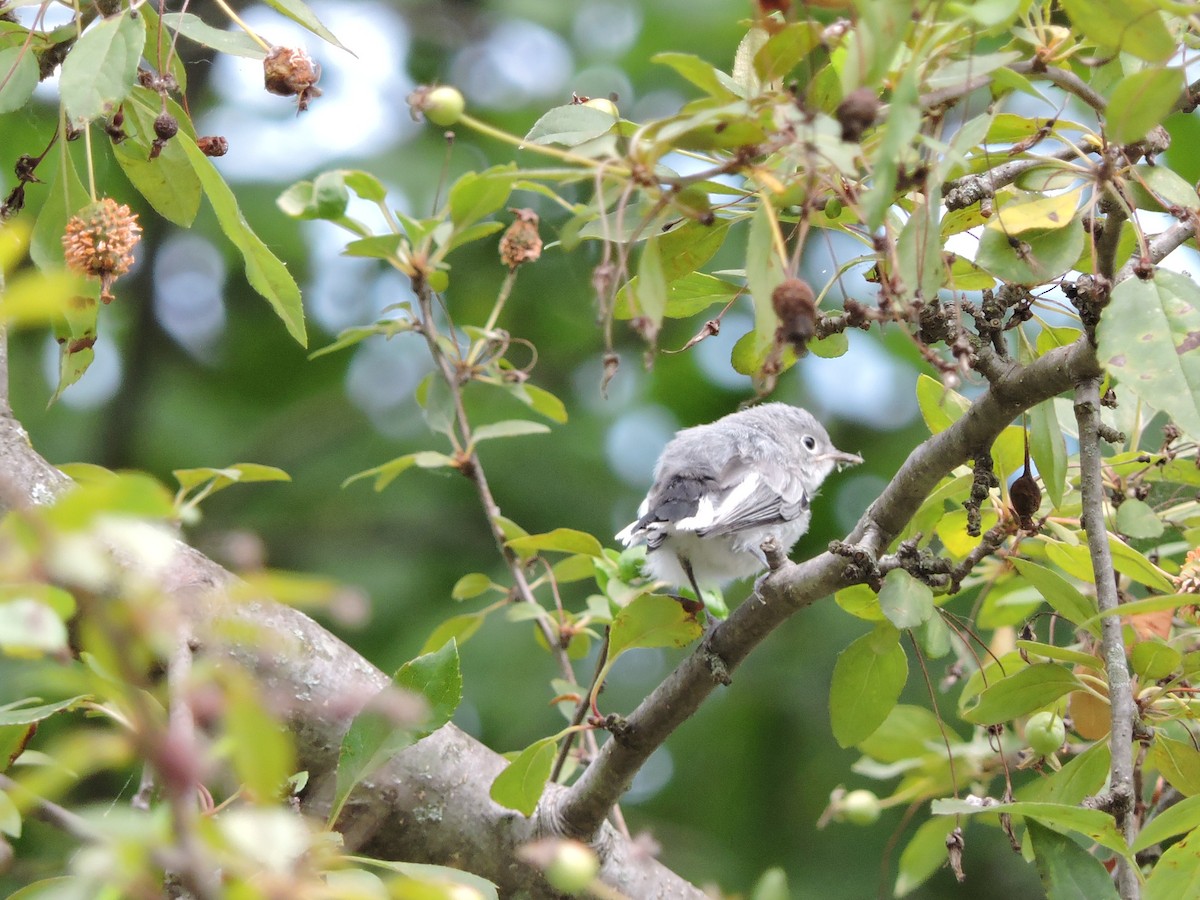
803,435 -> 817,451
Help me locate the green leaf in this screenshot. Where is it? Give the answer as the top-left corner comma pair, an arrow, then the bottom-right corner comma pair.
0,695 -> 88,728
1129,164 -> 1200,213
1009,558 -> 1099,634
451,573 -> 494,601
975,214 -> 1086,284
1029,399 -> 1068,508
1131,639 -> 1182,681
1018,740 -> 1110,805
260,0 -> 349,52
1116,497 -> 1166,541
59,10 -> 143,122
342,451 -> 458,491
1016,640 -> 1103,671
615,272 -> 742,320
835,583 -> 885,622
0,786 -> 20,838
1152,734 -> 1200,796
0,585 -> 75,621
225,674 -> 296,802
343,170 -> 387,202
395,640 -> 463,729
829,623 -> 908,748
115,92 -> 202,227
877,569 -> 934,629
960,663 -> 1081,725
334,643 -> 459,820
651,52 -> 739,100
746,201 -> 785,358
420,613 -> 484,655
607,594 -> 703,659
308,317 -> 414,359
931,798 -> 1127,855
523,105 -> 618,147
987,188 -> 1083,235
750,867 -> 790,900
1144,829 -> 1200,900
489,738 -> 556,816
857,704 -> 960,763
500,381 -> 568,423
894,815 -> 957,897
0,270 -> 88,327
1042,535 -> 1176,594
861,63 -> 921,230
507,528 -> 604,559
160,12 -> 264,57
471,420 -> 551,445
753,22 -> 821,83
354,861 -> 498,899
448,165 -> 516,229
1107,68 -> 1185,145
1060,0 -> 1175,61
915,373 -> 970,434
30,142 -> 90,270
1026,819 -> 1121,900
0,600 -> 68,656
179,136 -> 306,345
1098,270 -> 1200,441
1134,793 -> 1200,853
173,463 -> 290,495
0,45 -> 38,114
415,372 -> 455,436
630,234 -> 668,329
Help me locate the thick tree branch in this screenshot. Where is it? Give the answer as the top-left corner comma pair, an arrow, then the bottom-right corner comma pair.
551,337 -> 1102,838
1074,378 -> 1139,900
0,384 -> 702,899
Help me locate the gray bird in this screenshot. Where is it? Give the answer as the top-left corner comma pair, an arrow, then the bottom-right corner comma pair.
615,404 -> 862,598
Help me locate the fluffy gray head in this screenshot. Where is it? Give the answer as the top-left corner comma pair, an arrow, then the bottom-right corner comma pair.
616,403 -> 862,590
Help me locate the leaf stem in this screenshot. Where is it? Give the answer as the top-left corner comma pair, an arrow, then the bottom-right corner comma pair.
212,0 -> 272,53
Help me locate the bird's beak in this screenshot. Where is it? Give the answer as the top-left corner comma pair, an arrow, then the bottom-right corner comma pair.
822,448 -> 863,470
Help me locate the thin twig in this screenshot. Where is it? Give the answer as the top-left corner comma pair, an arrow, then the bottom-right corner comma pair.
1073,378 -> 1139,900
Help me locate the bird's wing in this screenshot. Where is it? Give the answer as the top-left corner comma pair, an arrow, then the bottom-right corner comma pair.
680,456 -> 809,537
615,472 -> 715,549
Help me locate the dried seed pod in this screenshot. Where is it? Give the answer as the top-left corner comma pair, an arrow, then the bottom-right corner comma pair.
499,208 -> 542,270
1010,470 -> 1041,529
196,135 -> 229,157
835,87 -> 881,143
153,112 -> 179,141
263,46 -> 322,111
771,277 -> 817,353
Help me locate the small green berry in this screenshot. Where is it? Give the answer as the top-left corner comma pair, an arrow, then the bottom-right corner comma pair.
544,840 -> 599,894
1025,711 -> 1066,756
423,86 -> 465,127
841,789 -> 881,826
583,97 -> 619,117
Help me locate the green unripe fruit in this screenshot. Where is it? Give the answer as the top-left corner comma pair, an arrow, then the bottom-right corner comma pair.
841,789 -> 881,826
544,840 -> 599,894
583,97 -> 619,117
424,86 -> 465,126
824,197 -> 844,219
1025,711 -> 1066,756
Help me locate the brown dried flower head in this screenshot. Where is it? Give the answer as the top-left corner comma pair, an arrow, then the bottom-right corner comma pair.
263,46 -> 322,111
62,198 -> 141,303
499,208 -> 542,270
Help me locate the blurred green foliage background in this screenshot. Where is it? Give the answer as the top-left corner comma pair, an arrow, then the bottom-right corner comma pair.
1,0 -> 1039,895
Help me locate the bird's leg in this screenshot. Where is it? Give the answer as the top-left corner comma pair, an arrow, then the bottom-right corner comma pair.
680,556 -> 732,686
